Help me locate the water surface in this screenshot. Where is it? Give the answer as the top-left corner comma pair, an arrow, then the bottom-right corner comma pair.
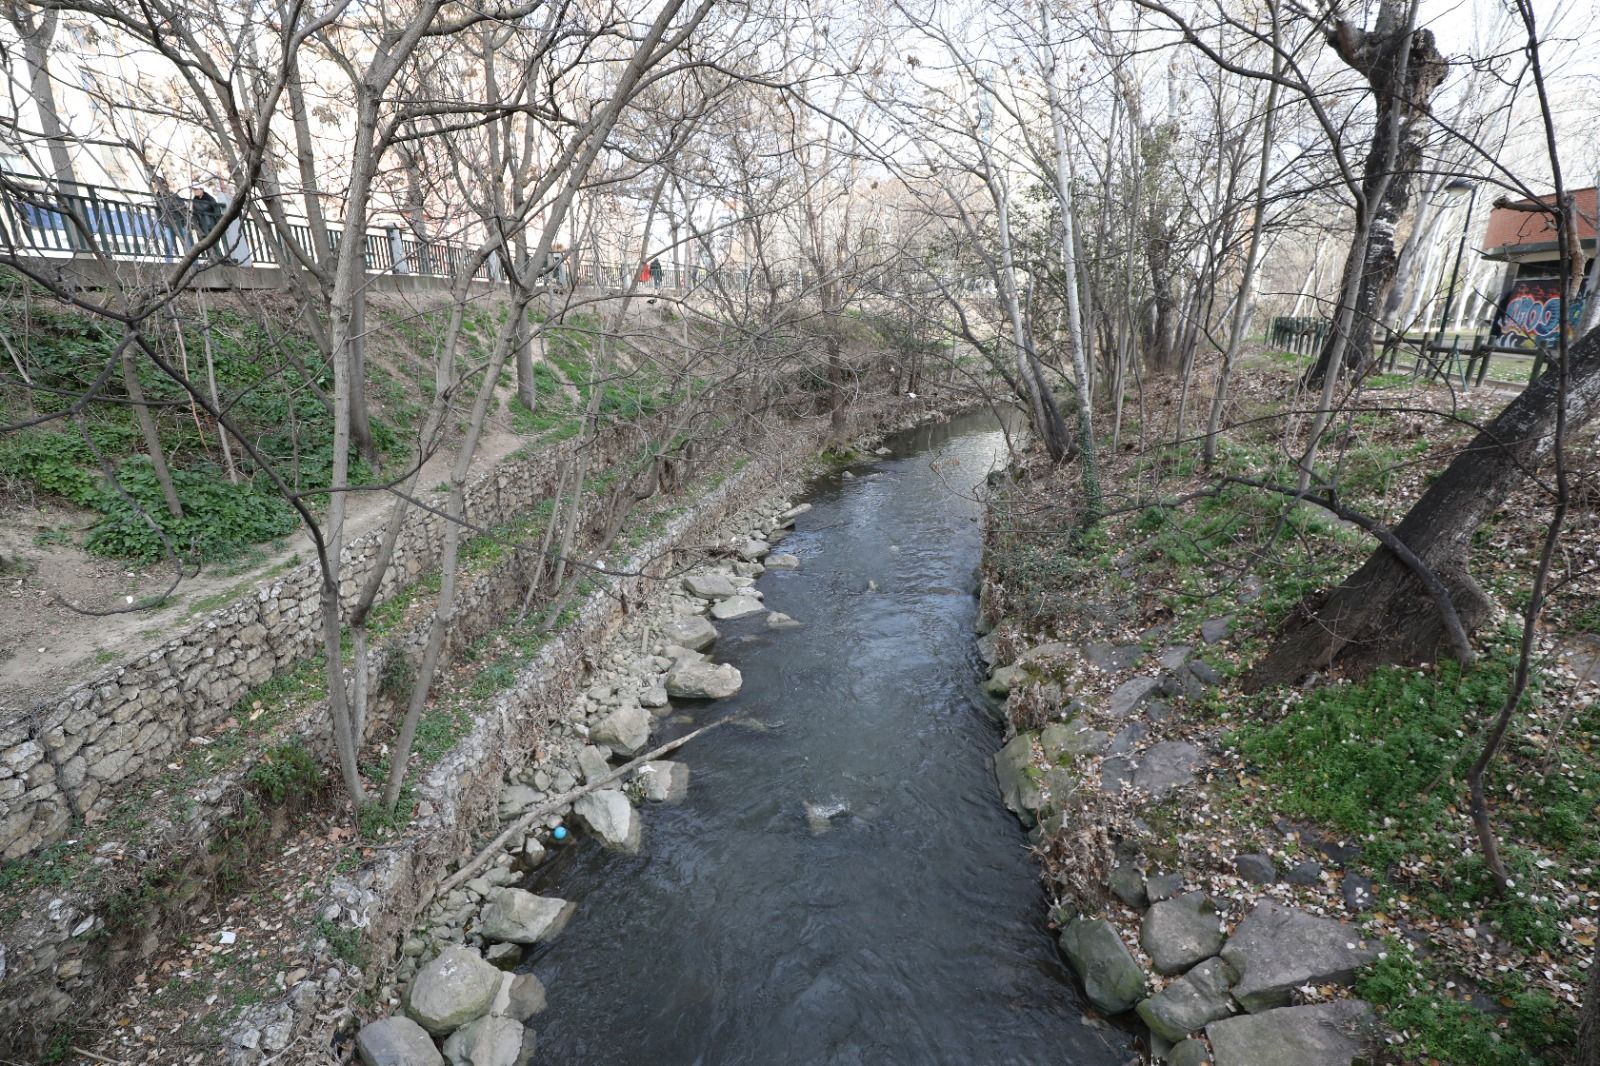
527,411 -> 1131,1066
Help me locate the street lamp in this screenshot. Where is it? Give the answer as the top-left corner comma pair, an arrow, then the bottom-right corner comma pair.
1428,177 -> 1479,376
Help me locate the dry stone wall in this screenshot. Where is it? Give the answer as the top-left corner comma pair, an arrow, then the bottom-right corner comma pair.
0,427 -> 647,861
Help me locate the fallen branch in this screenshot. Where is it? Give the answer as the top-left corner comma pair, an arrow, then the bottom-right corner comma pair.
433,715 -> 733,899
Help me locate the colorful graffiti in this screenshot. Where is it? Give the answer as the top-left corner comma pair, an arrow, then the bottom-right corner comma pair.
1494,278 -> 1588,348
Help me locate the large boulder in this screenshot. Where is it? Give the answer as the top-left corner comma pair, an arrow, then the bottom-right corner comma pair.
591,704 -> 651,757
1040,718 -> 1109,763
985,664 -> 1027,697
1207,1000 -> 1375,1066
478,888 -> 576,946
1107,676 -> 1162,718
577,745 -> 610,785
494,972 -> 546,1021
406,945 -> 502,1035
1059,917 -> 1146,1015
1140,893 -> 1226,975
710,595 -> 765,621
993,731 -> 1041,826
637,760 -> 690,803
441,1015 -> 525,1066
683,573 -> 737,600
574,789 -> 642,852
663,616 -> 718,651
665,661 -> 742,699
1136,957 -> 1238,1042
1220,901 -> 1378,1012
356,1016 -> 445,1066
1131,741 -> 1204,801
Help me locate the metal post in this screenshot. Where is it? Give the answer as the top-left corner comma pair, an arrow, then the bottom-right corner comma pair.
387,225 -> 407,274
1427,179 -> 1478,364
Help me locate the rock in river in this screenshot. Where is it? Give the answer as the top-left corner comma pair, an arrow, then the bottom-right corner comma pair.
665,660 -> 743,699
766,552 -> 800,569
993,731 -> 1041,826
711,595 -> 765,621
406,945 -> 502,1035
441,1014 -> 527,1066
663,615 -> 719,651
591,703 -> 651,757
1058,917 -> 1146,1015
356,1016 -> 445,1066
574,789 -> 642,852
478,887 -> 576,946
683,573 -> 737,600
637,760 -> 690,803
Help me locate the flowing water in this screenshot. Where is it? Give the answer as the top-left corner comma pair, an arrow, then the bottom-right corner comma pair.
525,411 -> 1132,1065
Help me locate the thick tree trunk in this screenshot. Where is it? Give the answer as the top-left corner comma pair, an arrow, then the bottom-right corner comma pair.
1579,947 -> 1600,1066
1249,323 -> 1600,688
1306,6 -> 1446,385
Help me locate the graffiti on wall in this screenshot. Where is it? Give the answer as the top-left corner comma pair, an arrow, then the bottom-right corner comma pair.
1494,278 -> 1588,348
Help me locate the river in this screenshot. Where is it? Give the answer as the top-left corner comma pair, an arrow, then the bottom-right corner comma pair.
524,410 -> 1132,1065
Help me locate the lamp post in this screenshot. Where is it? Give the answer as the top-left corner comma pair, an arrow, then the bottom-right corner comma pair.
1428,177 -> 1479,377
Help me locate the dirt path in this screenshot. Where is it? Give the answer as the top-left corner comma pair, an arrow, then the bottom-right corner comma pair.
0,394 -> 528,716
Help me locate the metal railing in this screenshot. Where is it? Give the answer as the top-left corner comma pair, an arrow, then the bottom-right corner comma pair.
0,173 -> 497,282
0,174 -> 861,299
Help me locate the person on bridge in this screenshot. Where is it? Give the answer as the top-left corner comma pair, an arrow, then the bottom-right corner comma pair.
150,175 -> 190,259
650,256 -> 663,294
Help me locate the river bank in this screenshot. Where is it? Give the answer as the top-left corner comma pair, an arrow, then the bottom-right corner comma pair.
10,377 -> 959,1062
976,360 -> 1594,1066
337,409 -> 1137,1066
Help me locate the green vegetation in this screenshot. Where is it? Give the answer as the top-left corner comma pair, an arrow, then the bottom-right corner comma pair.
1358,949 -> 1573,1065
0,299 -> 407,562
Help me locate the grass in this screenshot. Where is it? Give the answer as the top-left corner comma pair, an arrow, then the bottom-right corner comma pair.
0,295 -> 413,563
1358,947 -> 1574,1065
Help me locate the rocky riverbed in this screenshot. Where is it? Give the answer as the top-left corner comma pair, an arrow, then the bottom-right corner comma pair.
982,628 -> 1384,1066
352,498 -> 819,1065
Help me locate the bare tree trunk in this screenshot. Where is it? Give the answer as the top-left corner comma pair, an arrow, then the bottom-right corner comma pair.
1250,321 -> 1600,688
1041,0 -> 1100,515
1206,12 -> 1282,465
381,289 -> 533,809
119,348 -> 184,518
1305,1 -> 1447,384
7,6 -> 77,192
1579,951 -> 1600,1066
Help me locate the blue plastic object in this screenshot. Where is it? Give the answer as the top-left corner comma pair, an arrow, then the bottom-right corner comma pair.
552,825 -> 568,841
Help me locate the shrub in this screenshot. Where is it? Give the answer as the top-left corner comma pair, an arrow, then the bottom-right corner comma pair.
85,458 -> 297,562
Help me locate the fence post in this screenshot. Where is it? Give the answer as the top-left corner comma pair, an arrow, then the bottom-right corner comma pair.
387,226 -> 407,274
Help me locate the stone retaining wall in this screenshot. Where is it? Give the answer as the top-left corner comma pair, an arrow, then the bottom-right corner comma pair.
0,420 -> 656,861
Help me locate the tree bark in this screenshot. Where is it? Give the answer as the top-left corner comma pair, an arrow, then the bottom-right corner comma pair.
119,348 -> 183,519
1306,3 -> 1447,385
7,6 -> 77,193
1249,322 -> 1600,688
1579,947 -> 1600,1066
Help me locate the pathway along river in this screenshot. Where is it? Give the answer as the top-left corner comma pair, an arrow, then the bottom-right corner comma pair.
526,411 -> 1133,1065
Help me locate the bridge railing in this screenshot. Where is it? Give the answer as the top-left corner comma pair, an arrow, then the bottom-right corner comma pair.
0,173 -> 497,282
